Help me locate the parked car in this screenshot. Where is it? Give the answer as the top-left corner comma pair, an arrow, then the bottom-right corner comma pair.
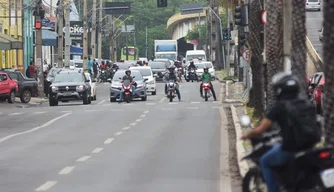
313,74 -> 325,114
1,69 -> 38,103
109,70 -> 148,102
0,71 -> 18,103
129,66 -> 156,95
49,70 -> 92,106
84,72 -> 97,100
305,0 -> 321,11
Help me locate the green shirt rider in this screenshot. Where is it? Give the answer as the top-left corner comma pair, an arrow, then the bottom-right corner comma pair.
200,67 -> 217,101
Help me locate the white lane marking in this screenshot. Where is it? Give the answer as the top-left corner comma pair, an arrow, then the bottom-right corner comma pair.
0,113 -> 71,143
60,111 -> 72,113
162,108 -> 172,110
168,102 -> 178,105
35,181 -> 58,191
76,156 -> 91,162
110,109 -> 123,111
212,106 -> 221,109
188,107 -> 198,109
136,119 -> 142,122
146,103 -> 156,105
144,111 -> 149,114
159,97 -> 166,103
124,103 -> 134,106
104,82 -> 109,85
114,131 -> 123,136
122,126 -> 130,130
190,101 -> 201,104
58,166 -> 75,175
104,138 -> 114,144
8,113 -> 22,116
140,114 -> 146,118
85,109 -> 100,112
102,104 -> 111,106
130,122 -> 137,126
34,112 -> 46,114
97,100 -> 106,105
92,148 -> 104,153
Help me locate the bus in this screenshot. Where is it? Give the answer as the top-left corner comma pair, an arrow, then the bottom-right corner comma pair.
120,46 -> 139,61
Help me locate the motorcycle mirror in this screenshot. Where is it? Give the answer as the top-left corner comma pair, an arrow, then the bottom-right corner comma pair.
85,79 -> 90,83
144,78 -> 148,82
92,79 -> 97,83
240,115 -> 251,126
132,76 -> 135,78
119,77 -> 122,80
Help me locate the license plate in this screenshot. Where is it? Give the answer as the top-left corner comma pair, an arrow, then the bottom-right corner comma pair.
63,92 -> 71,96
320,168 -> 334,188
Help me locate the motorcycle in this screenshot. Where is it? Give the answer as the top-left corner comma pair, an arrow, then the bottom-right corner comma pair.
166,80 -> 177,102
100,69 -> 107,82
241,127 -> 334,192
187,68 -> 197,82
120,79 -> 135,103
177,68 -> 183,82
201,81 -> 212,101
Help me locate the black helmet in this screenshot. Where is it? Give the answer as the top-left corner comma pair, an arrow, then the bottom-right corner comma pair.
271,72 -> 300,100
190,61 -> 194,65
204,67 -> 209,72
168,65 -> 175,72
125,70 -> 131,75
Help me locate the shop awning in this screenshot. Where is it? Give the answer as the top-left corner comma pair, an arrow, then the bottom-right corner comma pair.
0,33 -> 23,50
71,46 -> 83,55
42,29 -> 57,46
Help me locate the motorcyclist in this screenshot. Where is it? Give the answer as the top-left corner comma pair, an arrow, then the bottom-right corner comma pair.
164,65 -> 181,101
111,63 -> 119,71
241,72 -> 319,192
200,67 -> 217,101
187,60 -> 198,80
119,70 -> 136,103
100,61 -> 107,69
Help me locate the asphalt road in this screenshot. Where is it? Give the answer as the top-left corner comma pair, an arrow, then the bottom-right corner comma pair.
0,80 -> 235,192
306,8 -> 323,58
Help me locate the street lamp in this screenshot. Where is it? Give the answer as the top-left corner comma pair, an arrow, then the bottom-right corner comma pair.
205,7 -> 223,40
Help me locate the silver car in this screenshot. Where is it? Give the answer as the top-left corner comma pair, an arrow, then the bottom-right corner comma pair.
109,70 -> 148,102
306,0 -> 321,11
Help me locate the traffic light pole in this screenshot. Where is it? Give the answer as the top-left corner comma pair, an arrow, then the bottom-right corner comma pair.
64,1 -> 71,68
83,0 -> 88,72
97,0 -> 103,64
57,0 -> 64,67
226,9 -> 231,72
35,15 -> 44,96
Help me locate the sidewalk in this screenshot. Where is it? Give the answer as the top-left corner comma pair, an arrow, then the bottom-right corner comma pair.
0,97 -> 48,108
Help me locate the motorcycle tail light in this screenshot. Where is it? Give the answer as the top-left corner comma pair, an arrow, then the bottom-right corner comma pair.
319,151 -> 331,159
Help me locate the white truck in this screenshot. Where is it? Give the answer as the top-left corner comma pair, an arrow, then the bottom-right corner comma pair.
154,40 -> 178,61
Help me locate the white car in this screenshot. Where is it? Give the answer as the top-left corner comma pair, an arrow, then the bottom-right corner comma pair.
306,0 -> 321,11
129,66 -> 157,95
194,61 -> 216,80
85,73 -> 97,100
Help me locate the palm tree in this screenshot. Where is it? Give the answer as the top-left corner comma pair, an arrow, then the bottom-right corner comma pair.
265,0 -> 284,107
322,0 -> 334,145
247,0 -> 265,117
291,0 -> 307,92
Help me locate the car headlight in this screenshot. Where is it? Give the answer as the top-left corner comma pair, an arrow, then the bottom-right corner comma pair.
147,80 -> 155,84
76,85 -> 84,91
51,86 -> 58,92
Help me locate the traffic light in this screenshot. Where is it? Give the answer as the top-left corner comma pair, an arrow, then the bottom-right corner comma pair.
157,0 -> 167,7
234,5 -> 248,26
223,28 -> 232,40
33,0 -> 45,19
35,19 -> 41,29
239,33 -> 247,46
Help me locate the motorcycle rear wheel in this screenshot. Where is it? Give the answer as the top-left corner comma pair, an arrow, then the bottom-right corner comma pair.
204,91 -> 208,101
169,91 -> 173,102
242,168 -> 267,192
125,94 -> 130,103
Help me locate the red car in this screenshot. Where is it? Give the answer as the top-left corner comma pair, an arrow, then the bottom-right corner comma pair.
313,74 -> 325,114
0,71 -> 18,103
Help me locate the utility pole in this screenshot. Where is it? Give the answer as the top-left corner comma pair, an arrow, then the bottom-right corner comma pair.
97,0 -> 103,64
283,0 -> 292,74
64,0 -> 71,68
34,2 -> 44,95
226,9 -> 231,72
133,25 -> 136,60
145,26 -> 148,59
57,0 -> 64,67
91,0 -> 97,59
125,23 -> 128,60
83,0 -> 88,71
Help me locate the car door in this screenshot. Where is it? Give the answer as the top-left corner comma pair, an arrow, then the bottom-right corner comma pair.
0,74 -> 10,95
8,72 -> 20,89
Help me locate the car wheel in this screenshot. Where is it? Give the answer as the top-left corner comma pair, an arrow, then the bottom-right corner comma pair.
20,89 -> 32,103
88,95 -> 92,104
141,95 -> 147,101
8,91 -> 15,103
152,91 -> 156,95
49,98 -> 58,106
83,94 -> 89,105
110,98 -> 116,102
93,95 -> 97,100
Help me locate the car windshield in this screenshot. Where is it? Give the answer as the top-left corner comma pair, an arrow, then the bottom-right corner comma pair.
112,71 -> 143,81
149,62 -> 166,69
48,68 -> 61,78
118,64 -> 134,69
53,73 -> 84,83
195,63 -> 213,69
308,0 -> 318,2
135,68 -> 152,76
187,55 -> 205,60
156,54 -> 176,60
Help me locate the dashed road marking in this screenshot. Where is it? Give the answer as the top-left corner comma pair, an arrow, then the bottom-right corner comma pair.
162,108 -> 172,110
60,111 -> 72,113
146,103 -> 156,105
76,156 -> 91,162
102,104 -> 110,107
190,101 -> 200,104
124,103 -> 134,106
58,166 -> 75,175
110,109 -> 123,111
104,138 -> 114,144
8,113 -> 22,116
104,82 -> 109,85
35,181 -> 58,191
85,109 -> 100,112
92,148 -> 104,153
114,131 -> 123,136
98,100 -> 106,105
168,102 -> 178,105
212,106 -> 221,109
34,112 -> 46,114
144,111 -> 149,114
140,114 -> 146,118
159,97 -> 166,103
188,107 -> 198,109
130,122 -> 137,126
122,126 -> 130,130
136,119 -> 142,122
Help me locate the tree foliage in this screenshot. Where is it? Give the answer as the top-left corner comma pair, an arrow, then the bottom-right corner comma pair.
185,24 -> 207,45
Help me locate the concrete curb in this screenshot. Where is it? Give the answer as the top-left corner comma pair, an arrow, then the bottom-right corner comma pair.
230,104 -> 250,178
224,81 -> 244,103
215,75 -> 227,83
